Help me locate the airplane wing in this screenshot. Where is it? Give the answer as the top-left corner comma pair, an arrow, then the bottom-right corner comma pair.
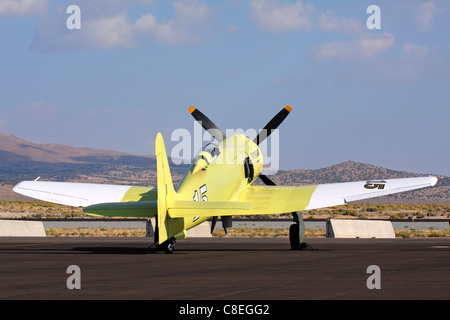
235,176 -> 438,215
304,176 -> 438,210
13,181 -> 156,208
13,176 -> 437,218
167,176 -> 438,218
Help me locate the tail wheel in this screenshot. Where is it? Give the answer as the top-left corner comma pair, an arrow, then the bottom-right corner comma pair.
158,238 -> 176,254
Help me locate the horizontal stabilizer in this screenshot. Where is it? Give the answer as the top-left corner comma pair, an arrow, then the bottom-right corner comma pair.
83,201 -> 157,218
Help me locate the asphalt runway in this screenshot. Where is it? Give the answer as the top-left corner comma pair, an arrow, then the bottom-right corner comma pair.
0,237 -> 449,300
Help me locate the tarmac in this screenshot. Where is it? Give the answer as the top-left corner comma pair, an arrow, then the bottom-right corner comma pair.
0,237 -> 449,300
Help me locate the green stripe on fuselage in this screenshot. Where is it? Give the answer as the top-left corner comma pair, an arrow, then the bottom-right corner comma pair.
121,186 -> 157,202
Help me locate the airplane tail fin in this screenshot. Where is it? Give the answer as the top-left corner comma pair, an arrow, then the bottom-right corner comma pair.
155,133 -> 183,245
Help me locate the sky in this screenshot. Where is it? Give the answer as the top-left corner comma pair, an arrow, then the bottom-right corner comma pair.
0,0 -> 449,176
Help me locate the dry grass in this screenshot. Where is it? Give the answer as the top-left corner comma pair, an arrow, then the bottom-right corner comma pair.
304,203 -> 450,220
395,229 -> 450,238
46,228 -> 146,237
0,200 -> 85,219
2,201 -> 449,220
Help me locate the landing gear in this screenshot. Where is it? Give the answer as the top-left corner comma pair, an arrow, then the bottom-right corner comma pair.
289,224 -> 310,250
289,223 -> 300,249
289,212 -> 312,250
152,216 -> 176,254
157,237 -> 176,254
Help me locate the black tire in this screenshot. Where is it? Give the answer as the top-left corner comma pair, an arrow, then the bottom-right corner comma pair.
157,238 -> 176,254
165,238 -> 176,254
289,224 -> 300,250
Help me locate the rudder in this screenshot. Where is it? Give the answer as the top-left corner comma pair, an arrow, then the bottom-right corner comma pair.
155,133 -> 183,245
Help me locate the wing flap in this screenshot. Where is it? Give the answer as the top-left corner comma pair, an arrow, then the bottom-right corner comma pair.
238,185 -> 318,215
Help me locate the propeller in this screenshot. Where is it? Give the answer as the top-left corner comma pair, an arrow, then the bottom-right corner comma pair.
189,106 -> 226,142
189,105 -> 293,233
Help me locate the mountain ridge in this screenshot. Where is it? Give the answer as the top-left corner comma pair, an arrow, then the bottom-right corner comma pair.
1,132 -> 448,202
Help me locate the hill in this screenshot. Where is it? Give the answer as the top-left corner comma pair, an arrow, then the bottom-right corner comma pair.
0,132 -> 188,185
0,132 -> 448,203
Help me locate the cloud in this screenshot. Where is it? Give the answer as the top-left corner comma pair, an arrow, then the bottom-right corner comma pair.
250,0 -> 313,33
30,0 -> 214,52
69,14 -> 135,50
135,0 -> 213,46
317,10 -> 363,35
416,1 -> 441,31
0,0 -> 47,17
358,33 -> 395,58
402,42 -> 429,59
310,33 -> 395,61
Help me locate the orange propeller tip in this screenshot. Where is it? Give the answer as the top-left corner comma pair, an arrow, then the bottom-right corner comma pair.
285,105 -> 292,112
189,106 -> 196,114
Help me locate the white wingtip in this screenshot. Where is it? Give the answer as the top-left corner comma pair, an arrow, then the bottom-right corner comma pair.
430,176 -> 438,186
12,181 -> 24,194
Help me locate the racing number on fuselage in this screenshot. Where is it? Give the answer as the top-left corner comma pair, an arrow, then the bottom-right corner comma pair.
192,184 -> 207,222
193,184 -> 207,201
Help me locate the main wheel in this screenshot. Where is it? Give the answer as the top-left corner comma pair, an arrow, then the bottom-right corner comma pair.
289,223 -> 300,250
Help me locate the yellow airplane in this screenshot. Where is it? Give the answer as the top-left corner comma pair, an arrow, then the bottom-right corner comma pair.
13,106 -> 438,253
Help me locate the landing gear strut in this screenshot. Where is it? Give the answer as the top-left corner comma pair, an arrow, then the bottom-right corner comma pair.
289,212 -> 312,250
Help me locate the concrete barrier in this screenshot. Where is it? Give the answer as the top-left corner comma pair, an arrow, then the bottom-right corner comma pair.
145,219 -> 211,238
187,222 -> 212,238
0,220 -> 46,237
326,219 -> 395,239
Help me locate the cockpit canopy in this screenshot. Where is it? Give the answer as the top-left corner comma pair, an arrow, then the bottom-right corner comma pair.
191,134 -> 263,183
193,142 -> 220,165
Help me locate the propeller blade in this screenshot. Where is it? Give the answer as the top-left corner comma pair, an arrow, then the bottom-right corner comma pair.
258,173 -> 276,186
189,106 -> 226,142
253,105 -> 292,145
